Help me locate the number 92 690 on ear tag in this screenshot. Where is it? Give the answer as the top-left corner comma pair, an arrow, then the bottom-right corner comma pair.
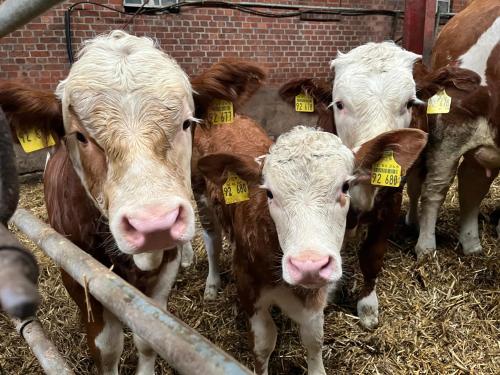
222,172 -> 250,204
371,150 -> 401,187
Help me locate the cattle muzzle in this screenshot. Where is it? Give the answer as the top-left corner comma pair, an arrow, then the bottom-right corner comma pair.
120,203 -> 192,253
285,250 -> 337,288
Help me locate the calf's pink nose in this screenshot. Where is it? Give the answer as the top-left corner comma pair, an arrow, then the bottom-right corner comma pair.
121,206 -> 186,252
287,251 -> 334,286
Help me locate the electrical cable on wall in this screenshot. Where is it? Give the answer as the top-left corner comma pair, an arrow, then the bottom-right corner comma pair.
65,1 -> 404,64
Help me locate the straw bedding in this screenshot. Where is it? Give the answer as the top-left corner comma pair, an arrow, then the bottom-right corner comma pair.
0,178 -> 498,374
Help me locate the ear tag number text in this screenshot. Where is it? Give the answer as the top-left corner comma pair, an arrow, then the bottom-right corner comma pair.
208,99 -> 234,125
295,93 -> 314,112
371,150 -> 401,187
223,172 -> 250,204
427,90 -> 451,114
17,128 -> 56,153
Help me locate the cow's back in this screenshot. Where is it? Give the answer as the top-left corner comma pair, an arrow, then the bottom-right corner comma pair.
432,0 -> 499,75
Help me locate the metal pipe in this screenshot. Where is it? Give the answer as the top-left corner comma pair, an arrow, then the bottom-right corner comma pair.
11,208 -> 252,375
0,107 -> 40,320
12,317 -> 75,375
0,224 -> 40,319
0,106 -> 19,224
0,0 -> 67,37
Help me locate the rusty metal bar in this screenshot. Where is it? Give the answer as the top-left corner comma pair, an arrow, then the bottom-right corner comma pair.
11,208 -> 252,375
12,317 -> 75,375
0,0 -> 66,37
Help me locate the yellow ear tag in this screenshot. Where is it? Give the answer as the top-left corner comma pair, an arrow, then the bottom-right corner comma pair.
371,150 -> 401,187
427,89 -> 451,114
223,172 -> 250,204
295,93 -> 314,112
208,99 -> 234,125
17,129 -> 56,153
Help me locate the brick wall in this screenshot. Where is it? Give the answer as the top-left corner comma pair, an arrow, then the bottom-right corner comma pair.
0,0 -> 467,90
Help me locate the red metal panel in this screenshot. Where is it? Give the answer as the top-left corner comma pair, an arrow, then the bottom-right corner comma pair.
404,0 -> 436,63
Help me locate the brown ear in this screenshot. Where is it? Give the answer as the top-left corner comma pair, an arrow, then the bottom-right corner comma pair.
278,77 -> 336,133
191,59 -> 266,120
197,152 -> 262,186
413,62 -> 482,100
355,128 -> 428,174
0,81 -> 64,141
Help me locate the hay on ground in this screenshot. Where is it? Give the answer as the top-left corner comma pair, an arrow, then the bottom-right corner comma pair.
0,177 -> 498,374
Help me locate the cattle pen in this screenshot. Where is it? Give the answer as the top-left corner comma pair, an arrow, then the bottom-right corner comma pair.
1,0 -> 499,375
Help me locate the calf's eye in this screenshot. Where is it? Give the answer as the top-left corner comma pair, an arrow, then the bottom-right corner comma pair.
266,189 -> 273,199
406,99 -> 415,109
76,131 -> 88,144
342,182 -> 350,194
335,101 -> 344,110
182,120 -> 192,130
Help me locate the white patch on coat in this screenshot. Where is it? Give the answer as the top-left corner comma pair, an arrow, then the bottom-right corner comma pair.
94,309 -> 123,375
133,251 -> 163,271
458,18 -> 500,85
357,288 -> 379,330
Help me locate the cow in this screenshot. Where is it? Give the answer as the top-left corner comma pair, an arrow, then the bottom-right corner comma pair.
195,111 -> 426,373
412,0 -> 500,259
0,31 -> 265,374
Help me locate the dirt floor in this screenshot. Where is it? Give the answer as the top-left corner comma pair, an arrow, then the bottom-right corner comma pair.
0,178 -> 498,375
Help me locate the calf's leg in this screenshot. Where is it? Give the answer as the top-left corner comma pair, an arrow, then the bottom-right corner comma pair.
249,308 -> 278,375
298,311 -> 326,375
405,162 -> 425,228
415,147 -> 460,260
358,190 -> 402,329
134,251 -> 181,375
196,194 -> 224,300
62,271 -> 123,375
458,155 -> 498,254
278,291 -> 326,375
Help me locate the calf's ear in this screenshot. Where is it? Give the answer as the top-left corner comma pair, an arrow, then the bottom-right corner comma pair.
0,81 -> 64,141
191,59 -> 266,120
354,128 -> 428,178
197,152 -> 262,185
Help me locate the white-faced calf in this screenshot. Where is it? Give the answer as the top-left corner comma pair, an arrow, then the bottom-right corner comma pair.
0,33 -> 266,375
196,118 -> 427,374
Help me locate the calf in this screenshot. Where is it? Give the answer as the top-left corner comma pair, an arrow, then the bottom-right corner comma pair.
196,115 -> 426,373
0,31 -> 265,374
412,0 -> 500,259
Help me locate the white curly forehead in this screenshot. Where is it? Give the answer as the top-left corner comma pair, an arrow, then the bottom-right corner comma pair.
263,126 -> 354,190
265,126 -> 347,164
331,41 -> 421,76
56,30 -> 194,123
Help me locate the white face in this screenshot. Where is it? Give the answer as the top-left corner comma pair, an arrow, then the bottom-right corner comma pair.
262,126 -> 354,288
56,31 -> 196,260
331,42 -> 421,149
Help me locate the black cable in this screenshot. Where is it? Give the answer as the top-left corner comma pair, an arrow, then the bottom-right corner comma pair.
64,1 -> 402,64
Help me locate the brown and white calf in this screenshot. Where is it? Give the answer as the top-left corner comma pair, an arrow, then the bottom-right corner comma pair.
0,32 -> 264,374
412,0 -> 500,259
195,114 -> 426,373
